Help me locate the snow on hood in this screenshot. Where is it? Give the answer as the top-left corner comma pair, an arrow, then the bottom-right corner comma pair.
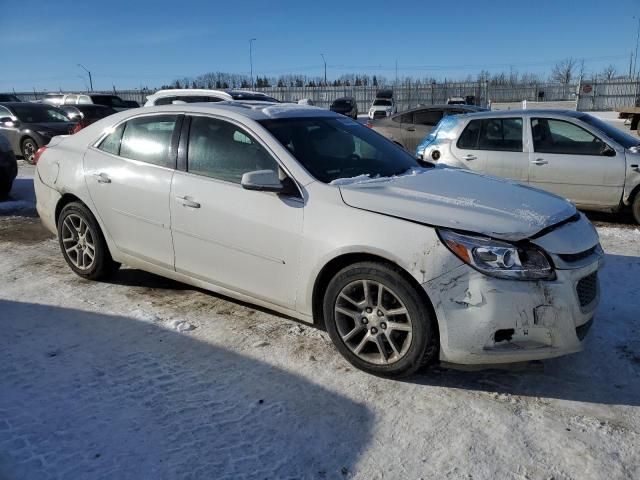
336,167 -> 577,241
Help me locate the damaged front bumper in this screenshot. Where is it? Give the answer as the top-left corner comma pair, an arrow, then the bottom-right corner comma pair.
423,255 -> 602,365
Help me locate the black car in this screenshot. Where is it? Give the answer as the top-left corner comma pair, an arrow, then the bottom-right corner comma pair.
226,90 -> 280,102
0,132 -> 18,199
330,97 -> 358,119
0,102 -> 76,163
0,94 -> 20,102
60,104 -> 117,125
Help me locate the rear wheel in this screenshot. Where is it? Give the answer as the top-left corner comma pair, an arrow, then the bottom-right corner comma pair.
632,192 -> 640,225
323,261 -> 438,378
21,137 -> 38,164
57,202 -> 120,280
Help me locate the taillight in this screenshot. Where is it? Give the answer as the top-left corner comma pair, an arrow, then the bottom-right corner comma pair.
33,146 -> 47,165
71,122 -> 84,134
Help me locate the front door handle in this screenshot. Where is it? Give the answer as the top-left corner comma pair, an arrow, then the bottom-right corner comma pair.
406,126 -> 416,132
176,195 -> 200,209
93,173 -> 111,184
531,159 -> 548,166
463,154 -> 477,161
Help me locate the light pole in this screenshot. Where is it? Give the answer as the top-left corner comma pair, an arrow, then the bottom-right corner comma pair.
634,16 -> 640,79
77,63 -> 93,91
320,53 -> 327,85
249,38 -> 257,88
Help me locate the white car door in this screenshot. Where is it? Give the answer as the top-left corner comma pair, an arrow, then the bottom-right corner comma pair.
170,115 -> 303,308
528,117 -> 626,208
84,114 -> 180,268
477,116 -> 529,183
449,118 -> 487,171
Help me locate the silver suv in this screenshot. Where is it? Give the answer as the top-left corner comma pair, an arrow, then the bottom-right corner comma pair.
416,109 -> 640,223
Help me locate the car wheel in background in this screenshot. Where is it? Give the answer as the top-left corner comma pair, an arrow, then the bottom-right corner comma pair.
57,202 -> 121,280
21,137 -> 38,164
323,261 -> 438,378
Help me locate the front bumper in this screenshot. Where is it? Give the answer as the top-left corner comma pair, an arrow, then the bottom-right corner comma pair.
424,259 -> 601,365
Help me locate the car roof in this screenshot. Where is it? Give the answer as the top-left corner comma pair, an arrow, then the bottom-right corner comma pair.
460,109 -> 583,119
148,88 -> 231,98
0,102 -> 54,108
332,97 -> 355,101
140,101 -> 339,120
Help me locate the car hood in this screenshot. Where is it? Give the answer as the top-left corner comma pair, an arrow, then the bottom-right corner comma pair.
337,167 -> 577,241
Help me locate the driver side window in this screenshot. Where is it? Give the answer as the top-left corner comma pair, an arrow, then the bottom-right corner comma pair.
531,118 -> 607,156
187,116 -> 278,183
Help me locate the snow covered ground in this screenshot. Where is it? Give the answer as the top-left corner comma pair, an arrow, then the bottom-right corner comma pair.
0,164 -> 639,479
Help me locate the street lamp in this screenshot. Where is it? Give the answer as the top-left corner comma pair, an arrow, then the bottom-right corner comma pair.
320,53 -> 327,85
249,38 -> 257,88
634,17 -> 640,79
77,64 -> 93,91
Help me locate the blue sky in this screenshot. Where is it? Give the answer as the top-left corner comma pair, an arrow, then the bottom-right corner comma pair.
1,0 -> 639,91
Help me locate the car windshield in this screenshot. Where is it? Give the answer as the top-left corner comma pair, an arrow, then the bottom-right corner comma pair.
260,116 -> 421,183
373,99 -> 392,106
332,100 -> 352,107
91,96 -> 128,108
11,105 -> 70,123
578,113 -> 639,149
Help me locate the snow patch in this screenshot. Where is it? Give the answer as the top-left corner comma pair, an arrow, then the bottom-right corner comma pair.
329,167 -> 429,186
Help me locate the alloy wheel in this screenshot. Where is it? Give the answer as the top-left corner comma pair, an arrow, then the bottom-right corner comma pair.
61,214 -> 96,270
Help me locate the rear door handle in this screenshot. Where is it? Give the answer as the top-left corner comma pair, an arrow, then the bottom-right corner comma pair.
531,159 -> 548,165
176,195 -> 200,208
406,126 -> 416,132
631,164 -> 640,172
93,173 -> 111,184
463,154 -> 477,161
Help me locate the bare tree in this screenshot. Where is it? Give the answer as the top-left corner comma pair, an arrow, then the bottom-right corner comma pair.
551,57 -> 578,84
602,64 -> 617,80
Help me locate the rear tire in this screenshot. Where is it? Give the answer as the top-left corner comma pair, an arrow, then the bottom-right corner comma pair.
57,202 -> 120,280
21,137 -> 38,164
323,261 -> 438,378
632,192 -> 640,225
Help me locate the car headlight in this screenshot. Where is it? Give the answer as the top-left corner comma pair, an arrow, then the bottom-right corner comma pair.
438,229 -> 554,280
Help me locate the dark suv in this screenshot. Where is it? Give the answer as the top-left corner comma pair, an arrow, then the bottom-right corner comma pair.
330,97 -> 358,119
0,102 -> 76,163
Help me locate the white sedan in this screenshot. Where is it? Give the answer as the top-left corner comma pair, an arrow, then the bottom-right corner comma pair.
34,102 -> 602,377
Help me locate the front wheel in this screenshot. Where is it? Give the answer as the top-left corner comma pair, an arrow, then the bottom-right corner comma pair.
323,261 -> 438,378
57,202 -> 120,280
21,137 -> 38,164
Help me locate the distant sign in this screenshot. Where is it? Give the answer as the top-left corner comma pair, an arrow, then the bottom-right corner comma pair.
582,84 -> 593,94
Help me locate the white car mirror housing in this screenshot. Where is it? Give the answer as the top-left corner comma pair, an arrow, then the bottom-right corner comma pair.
241,169 -> 285,192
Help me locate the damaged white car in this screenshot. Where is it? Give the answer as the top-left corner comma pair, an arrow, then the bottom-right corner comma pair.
34,102 -> 603,377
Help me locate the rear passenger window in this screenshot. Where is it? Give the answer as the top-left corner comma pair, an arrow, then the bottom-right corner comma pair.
98,123 -> 126,155
398,113 -> 413,124
478,118 -> 522,151
457,120 -> 481,149
118,115 -> 177,167
458,118 -> 522,151
414,110 -> 443,126
187,116 -> 278,183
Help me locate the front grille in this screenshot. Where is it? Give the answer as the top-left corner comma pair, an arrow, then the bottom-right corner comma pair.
576,272 -> 598,307
373,111 -> 387,119
576,317 -> 594,341
559,245 -> 597,263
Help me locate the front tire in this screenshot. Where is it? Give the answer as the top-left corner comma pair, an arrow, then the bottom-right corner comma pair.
323,261 -> 438,378
21,137 -> 38,164
57,202 -> 120,280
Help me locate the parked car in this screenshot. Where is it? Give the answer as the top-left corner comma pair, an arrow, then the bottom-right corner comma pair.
34,102 -> 601,377
60,104 -> 118,133
0,133 -> 17,199
0,94 -> 20,102
371,104 -> 487,152
226,90 -> 280,102
416,109 -> 640,224
368,89 -> 396,119
297,98 -> 314,106
124,100 -> 140,108
0,102 -> 76,163
330,97 -> 358,119
43,93 -> 133,111
144,88 -> 233,106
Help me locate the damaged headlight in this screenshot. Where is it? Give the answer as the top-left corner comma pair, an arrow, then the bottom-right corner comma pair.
438,229 -> 554,280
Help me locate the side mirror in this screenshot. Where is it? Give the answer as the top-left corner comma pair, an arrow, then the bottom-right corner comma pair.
601,144 -> 616,157
241,169 -> 286,192
0,116 -> 18,127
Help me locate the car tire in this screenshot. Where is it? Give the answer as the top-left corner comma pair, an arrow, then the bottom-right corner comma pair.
57,202 -> 120,280
323,261 -> 438,378
21,137 -> 38,164
632,191 -> 640,225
